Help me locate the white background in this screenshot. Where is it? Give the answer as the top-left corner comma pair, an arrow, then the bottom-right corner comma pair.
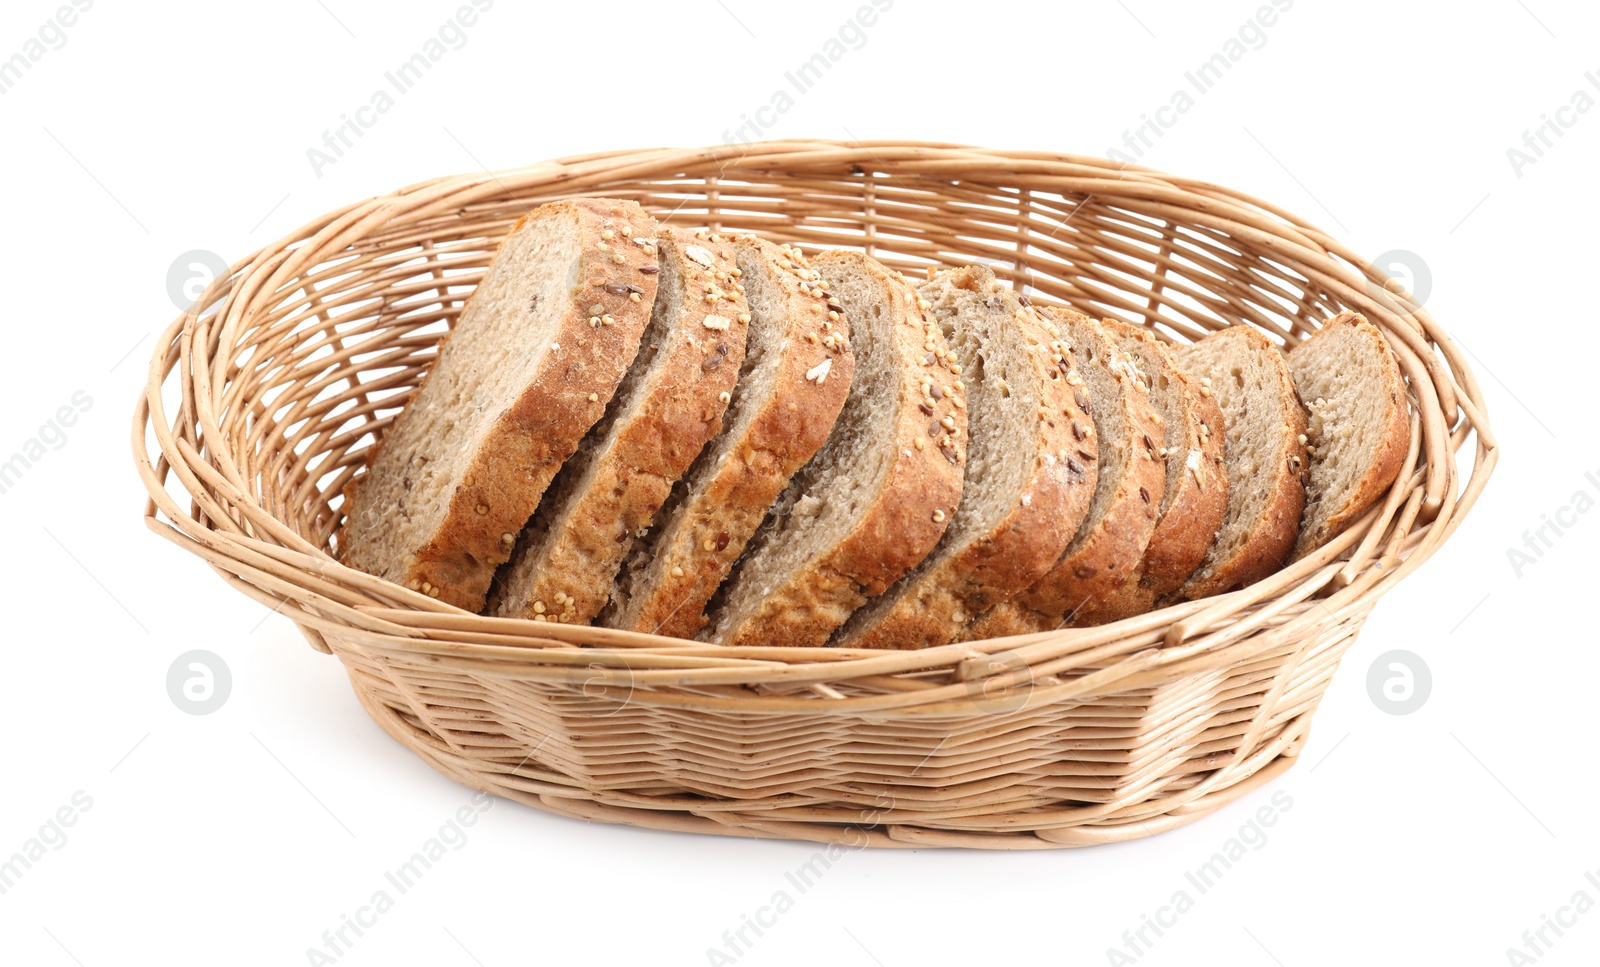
1,0 -> 1595,964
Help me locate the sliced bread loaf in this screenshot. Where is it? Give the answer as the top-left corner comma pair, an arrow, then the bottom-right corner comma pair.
1174,326 -> 1308,598
338,198 -> 660,611
964,308 -> 1167,637
1072,319 -> 1229,623
600,236 -> 851,640
831,266 -> 1095,650
487,228 -> 750,623
1288,310 -> 1410,559
703,251 -> 967,648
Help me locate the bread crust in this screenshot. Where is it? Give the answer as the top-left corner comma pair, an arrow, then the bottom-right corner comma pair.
711,253 -> 966,648
1179,327 -> 1308,599
1289,310 -> 1409,559
1075,319 -> 1228,623
339,198 -> 660,611
963,310 -> 1165,638
608,236 -> 851,640
837,270 -> 1095,650
488,228 -> 749,623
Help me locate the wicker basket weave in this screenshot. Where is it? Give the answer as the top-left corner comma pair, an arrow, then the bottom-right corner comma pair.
134,140 -> 1495,849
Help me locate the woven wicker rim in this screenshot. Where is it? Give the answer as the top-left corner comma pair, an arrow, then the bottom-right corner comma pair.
133,140 -> 1495,848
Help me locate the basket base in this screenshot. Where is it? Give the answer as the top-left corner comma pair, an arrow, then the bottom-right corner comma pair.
351,674 -> 1307,850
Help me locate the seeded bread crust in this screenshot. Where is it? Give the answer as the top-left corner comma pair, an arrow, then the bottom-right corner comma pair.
487,228 -> 749,624
338,198 -> 660,611
963,308 -> 1166,639
601,236 -> 852,640
834,268 -> 1096,650
1288,310 -> 1410,559
706,252 -> 967,648
1073,319 -> 1229,624
1176,326 -> 1308,598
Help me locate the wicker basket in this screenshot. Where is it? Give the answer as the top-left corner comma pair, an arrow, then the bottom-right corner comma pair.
134,140 -> 1494,849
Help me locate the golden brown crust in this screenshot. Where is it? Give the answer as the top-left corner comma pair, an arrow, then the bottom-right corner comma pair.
489,228 -> 749,623
1180,327 -> 1308,599
1289,310 -> 1410,559
714,253 -> 966,648
961,598 -> 1056,640
838,275 -> 1097,651
1073,320 -> 1228,624
614,236 -> 852,640
339,198 -> 660,611
991,309 -> 1166,630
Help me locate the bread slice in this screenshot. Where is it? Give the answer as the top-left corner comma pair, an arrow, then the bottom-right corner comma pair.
963,308 -> 1167,638
486,228 -> 749,623
1174,327 -> 1308,598
338,198 -> 660,611
1071,319 -> 1229,623
703,251 -> 966,648
831,266 -> 1096,650
1288,310 -> 1409,559
600,236 -> 851,640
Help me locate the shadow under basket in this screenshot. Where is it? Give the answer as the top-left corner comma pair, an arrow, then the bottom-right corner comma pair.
135,141 -> 1494,849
